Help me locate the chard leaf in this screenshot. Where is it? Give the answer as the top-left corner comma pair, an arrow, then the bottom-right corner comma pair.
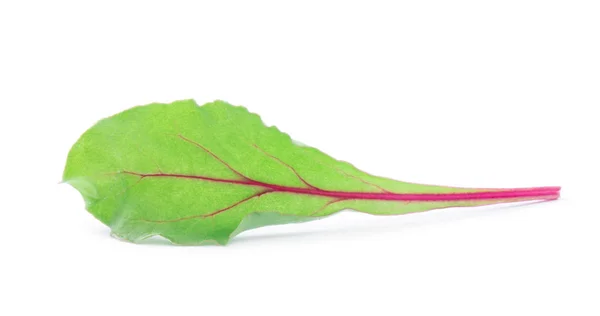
63,100 -> 560,245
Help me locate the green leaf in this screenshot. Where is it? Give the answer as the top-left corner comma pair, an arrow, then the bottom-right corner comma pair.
63,100 -> 560,245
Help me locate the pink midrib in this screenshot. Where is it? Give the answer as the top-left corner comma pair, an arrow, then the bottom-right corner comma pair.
123,171 -> 561,202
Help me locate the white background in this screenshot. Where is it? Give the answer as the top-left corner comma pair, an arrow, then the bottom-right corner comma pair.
1,1 -> 598,315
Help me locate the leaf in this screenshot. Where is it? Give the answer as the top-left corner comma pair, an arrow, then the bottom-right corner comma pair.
63,100 -> 560,245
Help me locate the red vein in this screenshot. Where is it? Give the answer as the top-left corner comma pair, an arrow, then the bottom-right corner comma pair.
204,190 -> 273,217
142,190 -> 274,223
125,135 -> 559,221
303,148 -> 392,193
311,198 -> 351,216
122,171 -> 560,202
252,144 -> 319,190
178,134 -> 250,180
331,167 -> 391,193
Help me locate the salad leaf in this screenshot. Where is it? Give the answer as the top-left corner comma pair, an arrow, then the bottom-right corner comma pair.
63,100 -> 560,245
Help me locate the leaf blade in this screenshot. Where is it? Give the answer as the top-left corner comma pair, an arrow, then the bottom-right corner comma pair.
63,100 -> 560,244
